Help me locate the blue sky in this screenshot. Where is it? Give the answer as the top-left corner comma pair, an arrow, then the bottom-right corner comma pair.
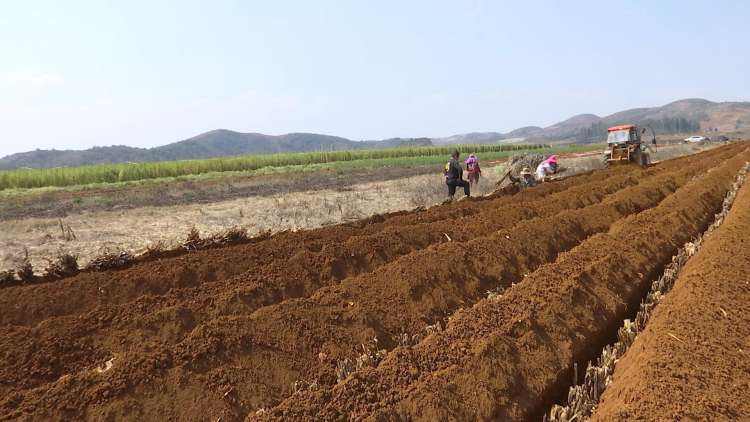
1,0 -> 748,156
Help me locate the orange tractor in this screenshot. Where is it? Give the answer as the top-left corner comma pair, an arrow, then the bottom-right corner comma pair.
604,124 -> 657,167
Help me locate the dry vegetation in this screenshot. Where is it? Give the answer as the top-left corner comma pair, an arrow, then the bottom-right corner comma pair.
0,169 -> 501,272
0,143 -> 712,274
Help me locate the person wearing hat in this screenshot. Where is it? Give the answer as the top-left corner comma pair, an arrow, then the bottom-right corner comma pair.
519,167 -> 536,188
535,159 -> 553,182
508,166 -> 536,189
545,155 -> 559,173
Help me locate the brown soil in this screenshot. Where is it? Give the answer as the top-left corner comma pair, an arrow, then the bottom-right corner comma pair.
0,143 -> 745,421
0,165 -> 627,327
250,145 -> 750,421
591,177 -> 750,420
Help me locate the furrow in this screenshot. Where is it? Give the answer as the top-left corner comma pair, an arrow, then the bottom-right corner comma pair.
0,145 -> 741,421
588,165 -> 750,421
0,161 -> 631,328
250,148 -> 750,421
3,144 -> 734,330
1,147 -> 729,421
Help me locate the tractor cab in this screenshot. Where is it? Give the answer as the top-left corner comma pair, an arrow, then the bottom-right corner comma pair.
606,124 -> 641,145
604,124 -> 656,167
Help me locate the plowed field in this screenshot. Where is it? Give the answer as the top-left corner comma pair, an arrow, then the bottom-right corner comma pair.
591,166 -> 750,421
1,143 -> 748,421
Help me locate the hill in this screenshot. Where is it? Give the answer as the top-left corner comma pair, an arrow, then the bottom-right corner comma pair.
544,98 -> 750,142
438,98 -> 750,145
432,132 -> 506,145
150,130 -> 357,160
2,98 -> 749,170
0,132 -> 432,170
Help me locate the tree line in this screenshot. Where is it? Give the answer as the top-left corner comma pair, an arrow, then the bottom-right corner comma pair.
577,117 -> 701,142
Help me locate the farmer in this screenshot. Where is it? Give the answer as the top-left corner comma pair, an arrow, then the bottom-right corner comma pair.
545,155 -> 559,173
519,167 -> 536,188
508,166 -> 536,189
535,155 -> 558,182
465,153 -> 482,187
444,149 -> 470,200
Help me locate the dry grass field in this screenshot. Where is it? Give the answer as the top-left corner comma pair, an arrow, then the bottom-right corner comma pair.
0,143 -> 712,274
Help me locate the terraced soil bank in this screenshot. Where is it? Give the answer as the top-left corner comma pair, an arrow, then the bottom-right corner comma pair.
1,143 -> 748,421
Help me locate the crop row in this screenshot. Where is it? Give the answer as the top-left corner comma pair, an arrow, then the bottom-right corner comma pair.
256,145 -> 749,421
0,143 -> 546,190
0,157 -> 631,327
0,144 -> 729,420
591,163 -> 750,420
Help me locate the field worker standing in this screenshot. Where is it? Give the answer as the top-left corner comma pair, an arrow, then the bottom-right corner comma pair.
444,149 -> 470,200
465,153 -> 482,187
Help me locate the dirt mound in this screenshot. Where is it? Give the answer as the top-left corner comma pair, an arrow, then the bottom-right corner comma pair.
0,143 -> 746,421
250,147 -> 750,420
0,166 -> 637,328
591,175 -> 750,420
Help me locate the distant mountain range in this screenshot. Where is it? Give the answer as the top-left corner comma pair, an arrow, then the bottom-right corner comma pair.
434,98 -> 750,144
0,132 -> 432,170
2,98 -> 748,170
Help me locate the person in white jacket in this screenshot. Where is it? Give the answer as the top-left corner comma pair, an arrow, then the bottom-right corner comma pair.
535,160 -> 553,181
535,155 -> 559,182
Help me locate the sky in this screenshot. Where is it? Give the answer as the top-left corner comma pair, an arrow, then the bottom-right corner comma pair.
1,0 -> 749,157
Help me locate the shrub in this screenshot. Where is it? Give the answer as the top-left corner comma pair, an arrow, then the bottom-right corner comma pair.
44,253 -> 79,278
86,250 -> 134,271
0,270 -> 15,285
16,250 -> 34,282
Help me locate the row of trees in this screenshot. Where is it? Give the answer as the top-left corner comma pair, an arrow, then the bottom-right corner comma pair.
577,117 -> 701,142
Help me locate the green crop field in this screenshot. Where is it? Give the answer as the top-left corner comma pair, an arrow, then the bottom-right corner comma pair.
0,143 -> 553,190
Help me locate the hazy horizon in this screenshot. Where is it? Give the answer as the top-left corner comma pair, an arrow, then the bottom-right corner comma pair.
2,0 -> 749,157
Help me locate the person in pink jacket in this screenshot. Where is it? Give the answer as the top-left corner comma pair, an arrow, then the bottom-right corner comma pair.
465,153 -> 482,187
544,155 -> 559,172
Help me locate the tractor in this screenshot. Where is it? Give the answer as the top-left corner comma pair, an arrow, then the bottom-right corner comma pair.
603,124 -> 657,167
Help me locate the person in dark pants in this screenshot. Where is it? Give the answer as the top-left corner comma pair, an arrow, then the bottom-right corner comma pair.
444,150 -> 470,200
